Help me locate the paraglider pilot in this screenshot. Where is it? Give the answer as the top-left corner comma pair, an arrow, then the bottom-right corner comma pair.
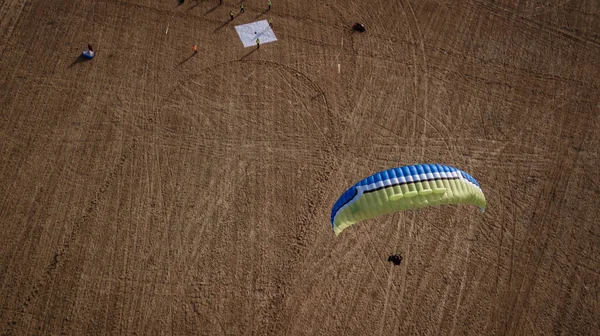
388,254 -> 402,265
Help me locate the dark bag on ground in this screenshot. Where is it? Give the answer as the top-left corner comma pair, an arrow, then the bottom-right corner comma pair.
352,23 -> 365,32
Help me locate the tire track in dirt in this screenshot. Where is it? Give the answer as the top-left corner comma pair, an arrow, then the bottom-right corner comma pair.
0,80 -> 92,327
400,0 -> 433,160
504,103 -> 594,335
467,0 -> 600,50
161,59 -> 339,333
250,60 -> 340,334
0,0 -> 31,56
448,218 -> 478,336
481,92 -> 575,332
493,93 -> 571,300
2,140 -> 136,336
474,138 -> 525,332
278,20 -> 365,333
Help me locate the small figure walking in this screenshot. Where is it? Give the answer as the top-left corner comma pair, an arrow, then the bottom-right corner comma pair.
229,10 -> 234,20
256,38 -> 260,49
267,0 -> 271,10
240,3 -> 245,13
193,45 -> 198,54
268,16 -> 273,27
88,44 -> 94,52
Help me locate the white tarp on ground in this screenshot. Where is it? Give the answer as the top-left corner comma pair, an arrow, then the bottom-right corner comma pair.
235,20 -> 277,47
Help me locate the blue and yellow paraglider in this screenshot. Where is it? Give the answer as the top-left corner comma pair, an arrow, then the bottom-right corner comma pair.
330,164 -> 486,235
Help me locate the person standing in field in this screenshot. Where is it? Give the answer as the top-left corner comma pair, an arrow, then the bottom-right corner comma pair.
240,3 -> 245,13
268,16 -> 273,27
268,0 -> 271,10
229,10 -> 234,20
256,38 -> 260,49
193,45 -> 198,54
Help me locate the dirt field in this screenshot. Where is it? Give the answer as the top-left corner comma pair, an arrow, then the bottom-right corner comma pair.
1,0 -> 599,335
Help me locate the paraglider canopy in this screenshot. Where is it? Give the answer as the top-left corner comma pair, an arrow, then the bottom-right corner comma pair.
330,164 -> 486,235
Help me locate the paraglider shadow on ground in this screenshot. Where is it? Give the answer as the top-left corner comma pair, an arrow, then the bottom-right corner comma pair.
254,9 -> 269,19
68,55 -> 92,68
240,47 -> 258,60
176,53 -> 197,67
214,13 -> 240,32
186,0 -> 210,12
205,4 -> 219,15
214,21 -> 228,32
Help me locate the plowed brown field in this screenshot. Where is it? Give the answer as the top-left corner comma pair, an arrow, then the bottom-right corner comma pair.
1,0 -> 599,335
